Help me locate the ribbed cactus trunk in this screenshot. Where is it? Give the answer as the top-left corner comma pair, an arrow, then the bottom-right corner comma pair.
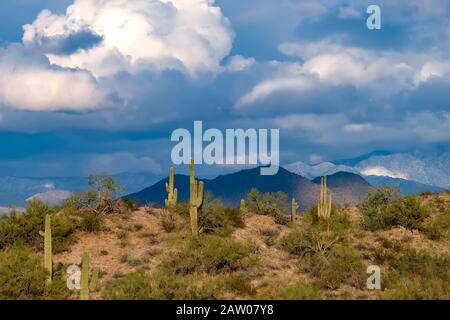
240,199 -> 247,217
80,253 -> 90,300
44,214 -> 52,283
189,160 -> 203,236
317,176 -> 332,220
80,252 -> 99,300
165,167 -> 178,208
291,198 -> 299,223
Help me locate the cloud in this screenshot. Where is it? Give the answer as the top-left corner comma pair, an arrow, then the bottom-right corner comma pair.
337,7 -> 362,20
86,152 -> 162,175
414,60 -> 450,84
226,55 -> 255,72
0,44 -> 108,111
23,0 -> 234,78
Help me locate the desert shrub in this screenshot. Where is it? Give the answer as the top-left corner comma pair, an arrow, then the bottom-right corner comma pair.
303,204 -> 353,232
68,174 -> 125,215
259,228 -> 280,247
172,201 -> 190,216
425,210 -> 450,240
0,200 -> 76,252
362,188 -> 427,231
361,187 -> 400,230
280,282 -> 323,300
122,198 -> 140,211
159,209 -> 178,232
104,271 -> 223,300
300,245 -> 366,290
80,211 -> 103,233
381,196 -> 428,230
224,273 -> 256,296
246,188 -> 289,224
382,248 -> 450,299
0,246 -> 69,300
161,235 -> 255,276
199,193 -> 245,235
280,227 -> 339,256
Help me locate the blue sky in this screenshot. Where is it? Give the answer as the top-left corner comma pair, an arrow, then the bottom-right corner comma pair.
0,0 -> 449,177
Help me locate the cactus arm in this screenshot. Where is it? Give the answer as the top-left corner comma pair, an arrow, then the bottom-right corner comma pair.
89,268 -> 99,292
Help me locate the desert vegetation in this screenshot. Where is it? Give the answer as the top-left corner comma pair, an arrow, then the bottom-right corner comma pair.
0,166 -> 449,300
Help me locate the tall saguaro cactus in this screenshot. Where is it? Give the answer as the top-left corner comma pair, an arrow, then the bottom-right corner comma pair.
44,214 -> 52,283
189,159 -> 204,236
165,167 -> 178,208
291,198 -> 299,223
317,176 -> 332,220
80,253 -> 99,300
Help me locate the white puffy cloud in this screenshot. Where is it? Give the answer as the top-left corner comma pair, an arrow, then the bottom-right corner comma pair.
237,39 -> 436,107
23,0 -> 234,78
0,44 -> 107,111
226,55 -> 255,72
414,60 -> 450,84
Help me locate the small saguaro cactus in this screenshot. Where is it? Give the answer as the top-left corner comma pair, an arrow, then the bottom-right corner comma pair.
165,167 -> 178,208
39,214 -> 53,283
291,198 -> 299,223
189,159 -> 204,236
240,199 -> 247,216
80,253 -> 99,300
317,176 -> 332,220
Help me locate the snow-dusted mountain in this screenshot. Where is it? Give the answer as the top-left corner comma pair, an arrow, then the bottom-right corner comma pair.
285,150 -> 450,189
284,161 -> 358,180
356,153 -> 450,188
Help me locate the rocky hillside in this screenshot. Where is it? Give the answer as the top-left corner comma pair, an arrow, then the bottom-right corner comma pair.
0,187 -> 449,300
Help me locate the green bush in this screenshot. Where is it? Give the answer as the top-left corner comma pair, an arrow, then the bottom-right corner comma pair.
361,188 -> 427,231
382,196 -> 428,231
280,282 -> 323,300
80,212 -> 103,233
426,210 -> 450,240
0,246 -> 69,300
224,273 -> 256,296
199,193 -> 245,235
246,188 -> 289,224
382,248 -> 450,299
104,271 -> 223,300
0,200 -> 77,252
159,209 -> 178,232
280,228 -> 339,257
300,245 -> 366,290
161,235 -> 255,276
361,187 -> 400,230
303,204 -> 353,232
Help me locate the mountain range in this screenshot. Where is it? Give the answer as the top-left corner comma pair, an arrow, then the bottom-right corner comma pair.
126,167 -> 371,210
0,150 -> 448,208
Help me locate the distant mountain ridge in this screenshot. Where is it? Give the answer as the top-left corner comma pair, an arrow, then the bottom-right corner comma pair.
285,150 -> 450,190
126,167 -> 371,210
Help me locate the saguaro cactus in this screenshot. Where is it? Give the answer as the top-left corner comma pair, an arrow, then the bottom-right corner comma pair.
291,198 -> 299,223
240,199 -> 247,216
189,159 -> 204,236
44,214 -> 52,283
80,253 -> 99,300
165,167 -> 178,208
317,176 -> 332,220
